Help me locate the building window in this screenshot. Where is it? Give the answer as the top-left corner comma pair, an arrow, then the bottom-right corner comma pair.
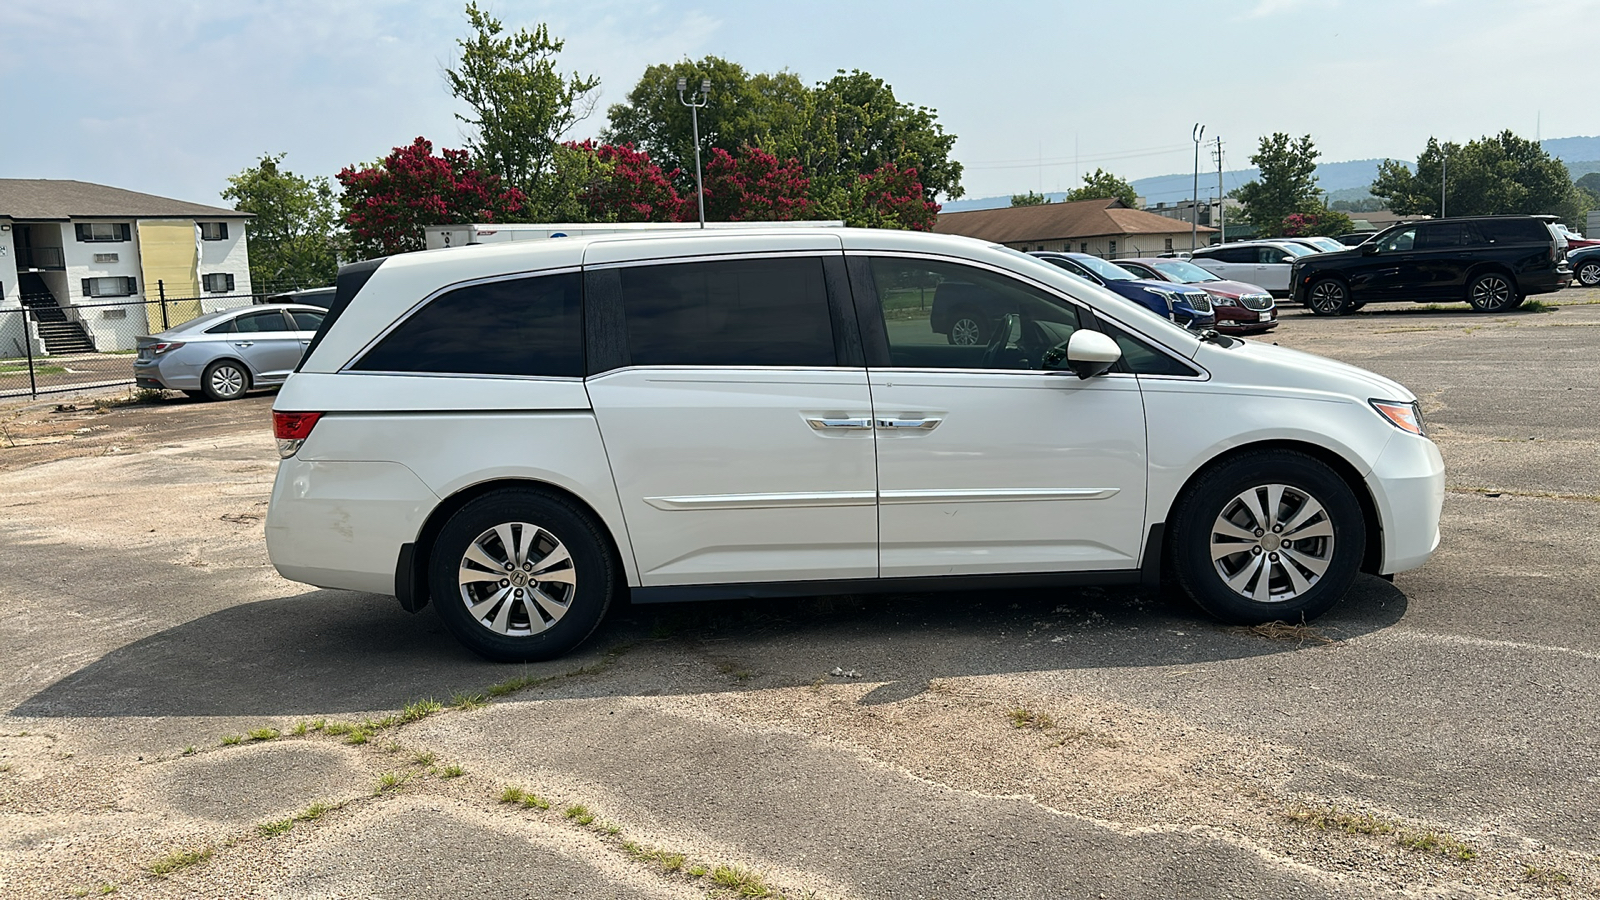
75,223 -> 132,243
200,222 -> 229,241
82,276 -> 137,297
1079,242 -> 1088,253
1165,238 -> 1173,251
93,252 -> 120,264
202,273 -> 236,293
1108,240 -> 1117,257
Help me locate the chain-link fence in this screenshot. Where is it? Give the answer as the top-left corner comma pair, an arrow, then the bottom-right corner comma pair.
1,283 -> 323,399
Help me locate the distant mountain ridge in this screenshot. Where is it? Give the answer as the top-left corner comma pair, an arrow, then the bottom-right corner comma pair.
945,135 -> 1600,212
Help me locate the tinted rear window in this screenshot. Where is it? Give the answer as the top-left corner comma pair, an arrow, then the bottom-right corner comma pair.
618,257 -> 835,367
354,272 -> 583,376
1477,219 -> 1547,243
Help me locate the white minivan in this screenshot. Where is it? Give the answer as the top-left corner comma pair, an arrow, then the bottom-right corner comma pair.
266,228 -> 1443,662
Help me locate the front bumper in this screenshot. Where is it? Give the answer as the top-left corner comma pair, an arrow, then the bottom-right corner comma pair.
1212,306 -> 1278,334
1365,432 -> 1445,574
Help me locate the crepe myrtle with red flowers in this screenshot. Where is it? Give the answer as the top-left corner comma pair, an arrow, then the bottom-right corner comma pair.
699,146 -> 812,222
338,136 -> 526,259
561,140 -> 689,223
848,161 -> 941,231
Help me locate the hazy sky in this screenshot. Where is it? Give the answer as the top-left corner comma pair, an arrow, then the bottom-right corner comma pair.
1,0 -> 1592,207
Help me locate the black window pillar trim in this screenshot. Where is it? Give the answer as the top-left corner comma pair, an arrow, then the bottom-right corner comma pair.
582,267 -> 628,376
843,255 -> 891,367
296,256 -> 385,374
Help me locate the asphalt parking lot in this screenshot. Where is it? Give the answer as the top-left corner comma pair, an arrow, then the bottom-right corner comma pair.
2,290 -> 1598,899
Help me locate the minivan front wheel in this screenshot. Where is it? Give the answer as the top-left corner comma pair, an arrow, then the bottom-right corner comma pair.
1467,272 -> 1518,312
1306,279 -> 1350,316
429,489 -> 616,662
1170,450 -> 1366,624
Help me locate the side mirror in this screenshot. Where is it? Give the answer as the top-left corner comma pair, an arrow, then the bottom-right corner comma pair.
1361,243 -> 1379,255
1052,330 -> 1122,379
1279,256 -> 1295,264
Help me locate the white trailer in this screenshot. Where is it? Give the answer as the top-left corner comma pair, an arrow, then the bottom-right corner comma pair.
424,221 -> 843,251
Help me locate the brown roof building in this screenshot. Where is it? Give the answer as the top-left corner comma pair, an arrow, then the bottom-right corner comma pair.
935,198 -> 1217,259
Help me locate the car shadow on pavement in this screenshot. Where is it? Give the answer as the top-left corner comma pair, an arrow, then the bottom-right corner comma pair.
12,576 -> 1407,719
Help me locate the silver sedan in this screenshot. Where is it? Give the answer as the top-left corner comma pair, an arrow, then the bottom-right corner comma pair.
133,304 -> 325,401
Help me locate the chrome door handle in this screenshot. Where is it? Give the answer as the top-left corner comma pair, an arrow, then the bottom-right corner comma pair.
806,416 -> 873,431
234,341 -> 254,347
877,417 -> 942,430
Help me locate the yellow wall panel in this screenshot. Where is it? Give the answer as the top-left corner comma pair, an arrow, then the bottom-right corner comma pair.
137,220 -> 202,331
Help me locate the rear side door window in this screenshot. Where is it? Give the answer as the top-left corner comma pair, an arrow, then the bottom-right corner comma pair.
353,272 -> 583,376
617,257 -> 836,366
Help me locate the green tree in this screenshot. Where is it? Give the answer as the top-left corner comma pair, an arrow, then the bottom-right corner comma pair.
603,57 -> 812,194
221,153 -> 339,289
1371,131 -> 1584,225
605,61 -> 963,222
1063,168 -> 1138,208
1577,172 -> 1600,198
1234,133 -> 1331,237
1010,191 -> 1052,207
444,3 -> 599,210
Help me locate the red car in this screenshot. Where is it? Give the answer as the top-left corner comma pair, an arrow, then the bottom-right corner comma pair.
1116,258 -> 1279,335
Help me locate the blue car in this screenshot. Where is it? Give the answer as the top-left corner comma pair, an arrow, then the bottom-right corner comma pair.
1029,251 -> 1216,329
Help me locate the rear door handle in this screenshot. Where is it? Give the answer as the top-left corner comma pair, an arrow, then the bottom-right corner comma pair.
877,417 -> 942,431
807,416 -> 873,432
233,341 -> 254,347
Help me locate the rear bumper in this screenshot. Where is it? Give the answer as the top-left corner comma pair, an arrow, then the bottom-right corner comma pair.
1366,432 -> 1445,575
265,457 -> 440,595
1519,267 -> 1568,296
133,358 -> 203,391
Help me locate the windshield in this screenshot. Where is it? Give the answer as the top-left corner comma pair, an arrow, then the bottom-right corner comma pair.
1072,255 -> 1140,282
993,246 -> 1202,346
1151,260 -> 1219,283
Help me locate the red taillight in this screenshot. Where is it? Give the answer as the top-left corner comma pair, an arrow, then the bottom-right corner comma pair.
273,411 -> 323,458
150,341 -> 185,354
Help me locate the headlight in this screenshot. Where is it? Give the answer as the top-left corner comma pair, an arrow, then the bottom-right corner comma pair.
1148,288 -> 1180,310
1370,399 -> 1426,437
1211,294 -> 1237,306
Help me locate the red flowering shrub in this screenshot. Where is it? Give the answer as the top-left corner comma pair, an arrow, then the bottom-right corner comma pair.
847,162 -> 940,231
564,140 -> 687,222
699,146 -> 812,222
338,136 -> 525,258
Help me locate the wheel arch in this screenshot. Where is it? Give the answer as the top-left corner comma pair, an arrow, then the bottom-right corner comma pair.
1157,439 -> 1383,578
1463,262 -> 1518,292
398,477 -> 631,614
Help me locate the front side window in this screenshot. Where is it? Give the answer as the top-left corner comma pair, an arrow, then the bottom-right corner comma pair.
1377,228 -> 1416,252
870,257 -> 1080,370
354,272 -> 584,376
618,257 -> 835,367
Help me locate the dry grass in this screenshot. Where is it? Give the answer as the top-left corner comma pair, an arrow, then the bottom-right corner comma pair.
1285,805 -> 1477,861
1245,621 -> 1335,645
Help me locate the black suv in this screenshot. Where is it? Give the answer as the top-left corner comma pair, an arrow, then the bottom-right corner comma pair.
1290,216 -> 1571,315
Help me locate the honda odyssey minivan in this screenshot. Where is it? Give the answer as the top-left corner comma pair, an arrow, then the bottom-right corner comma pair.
266,228 -> 1444,662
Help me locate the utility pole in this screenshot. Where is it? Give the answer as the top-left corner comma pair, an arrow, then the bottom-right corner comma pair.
1440,151 -> 1447,219
1213,136 -> 1225,244
1192,123 -> 1205,252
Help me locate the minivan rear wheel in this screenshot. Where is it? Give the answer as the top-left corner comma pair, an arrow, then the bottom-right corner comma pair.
1467,272 -> 1518,312
1306,279 -> 1350,316
428,489 -> 616,662
1169,450 -> 1366,625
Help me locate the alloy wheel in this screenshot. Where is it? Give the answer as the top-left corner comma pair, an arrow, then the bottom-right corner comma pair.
209,365 -> 245,397
1470,275 -> 1513,310
456,521 -> 577,636
1308,281 -> 1347,315
1578,262 -> 1600,287
1209,484 -> 1336,603
950,317 -> 982,345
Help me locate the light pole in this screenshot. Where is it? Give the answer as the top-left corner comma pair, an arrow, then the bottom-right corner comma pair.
1191,123 -> 1205,252
1440,149 -> 1448,219
677,76 -> 711,228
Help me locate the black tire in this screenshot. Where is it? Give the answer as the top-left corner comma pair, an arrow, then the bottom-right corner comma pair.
1575,260 -> 1600,287
1467,271 -> 1518,312
1306,278 -> 1351,316
428,488 -> 616,662
200,360 -> 250,401
1169,449 -> 1366,625
946,311 -> 987,346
